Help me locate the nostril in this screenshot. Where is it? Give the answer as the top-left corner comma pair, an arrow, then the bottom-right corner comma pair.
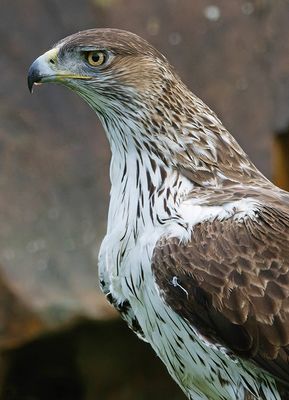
49,58 -> 55,64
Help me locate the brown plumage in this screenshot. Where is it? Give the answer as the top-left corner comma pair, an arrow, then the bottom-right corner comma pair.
27,28 -> 289,400
153,197 -> 289,381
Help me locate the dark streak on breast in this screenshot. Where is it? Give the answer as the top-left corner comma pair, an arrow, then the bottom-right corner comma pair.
121,162 -> 127,183
136,159 -> 140,187
160,166 -> 167,182
149,203 -> 154,221
150,157 -> 157,172
136,146 -> 143,164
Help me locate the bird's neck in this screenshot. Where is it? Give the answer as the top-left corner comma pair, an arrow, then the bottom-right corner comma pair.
97,81 -> 265,234
102,79 -> 263,193
100,116 -> 193,239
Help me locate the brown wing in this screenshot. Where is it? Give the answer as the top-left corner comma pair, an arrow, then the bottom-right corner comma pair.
152,204 -> 289,384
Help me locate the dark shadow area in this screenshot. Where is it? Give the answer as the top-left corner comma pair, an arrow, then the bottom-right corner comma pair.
0,318 -> 185,400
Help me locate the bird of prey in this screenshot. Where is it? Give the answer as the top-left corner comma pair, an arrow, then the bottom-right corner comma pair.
28,29 -> 289,400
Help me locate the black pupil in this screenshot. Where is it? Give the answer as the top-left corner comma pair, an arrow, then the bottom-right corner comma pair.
91,53 -> 100,63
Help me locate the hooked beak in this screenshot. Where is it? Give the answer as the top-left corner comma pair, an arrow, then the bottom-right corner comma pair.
27,48 -> 91,93
27,60 -> 42,92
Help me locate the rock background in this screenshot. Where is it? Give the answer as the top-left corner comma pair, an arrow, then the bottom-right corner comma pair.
1,0 -> 289,398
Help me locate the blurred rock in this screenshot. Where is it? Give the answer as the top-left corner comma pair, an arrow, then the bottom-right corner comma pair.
1,0 -> 289,330
1,0 -> 289,398
1,0 -> 289,389
0,268 -> 43,348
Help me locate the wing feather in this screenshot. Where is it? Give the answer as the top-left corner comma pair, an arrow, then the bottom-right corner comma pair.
152,203 -> 289,384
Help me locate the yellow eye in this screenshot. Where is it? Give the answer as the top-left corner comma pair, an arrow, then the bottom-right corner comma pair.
86,51 -> 106,67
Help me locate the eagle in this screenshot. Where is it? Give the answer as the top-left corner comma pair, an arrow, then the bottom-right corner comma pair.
28,29 -> 289,400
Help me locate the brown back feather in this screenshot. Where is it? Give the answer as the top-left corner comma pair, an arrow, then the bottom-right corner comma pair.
152,199 -> 289,386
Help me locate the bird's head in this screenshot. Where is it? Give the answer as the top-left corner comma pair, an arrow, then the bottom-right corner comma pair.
28,29 -> 175,117
28,28 -> 259,185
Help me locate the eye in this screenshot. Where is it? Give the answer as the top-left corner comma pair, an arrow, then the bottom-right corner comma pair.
86,51 -> 107,67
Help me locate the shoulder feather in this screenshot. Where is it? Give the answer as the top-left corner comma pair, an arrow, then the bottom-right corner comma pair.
152,201 -> 289,384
